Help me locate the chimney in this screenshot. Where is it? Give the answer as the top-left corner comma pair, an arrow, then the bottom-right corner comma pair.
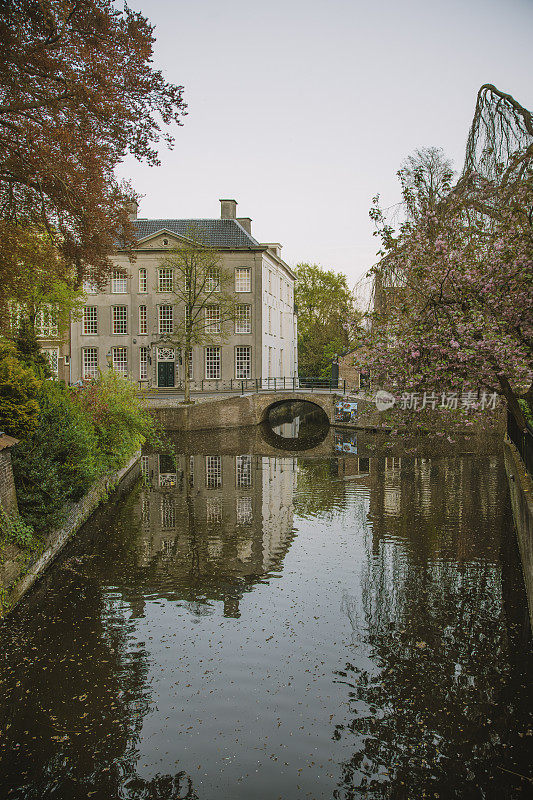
237,217 -> 252,234
126,199 -> 138,220
220,198 -> 237,219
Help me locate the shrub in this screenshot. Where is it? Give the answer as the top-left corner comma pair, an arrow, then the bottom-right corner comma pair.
0,506 -> 36,551
14,318 -> 51,378
76,370 -> 155,471
12,381 -> 100,534
0,337 -> 41,438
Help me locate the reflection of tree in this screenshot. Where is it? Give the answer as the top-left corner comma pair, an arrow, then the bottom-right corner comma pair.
295,459 -> 347,518
0,542 -> 199,799
332,459 -> 533,799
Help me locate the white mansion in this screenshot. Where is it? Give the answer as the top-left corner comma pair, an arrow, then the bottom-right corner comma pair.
66,199 -> 297,388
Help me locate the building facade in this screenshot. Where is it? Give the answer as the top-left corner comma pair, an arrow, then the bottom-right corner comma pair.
70,199 -> 297,388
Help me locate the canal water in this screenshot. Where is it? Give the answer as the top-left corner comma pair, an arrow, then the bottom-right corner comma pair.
0,409 -> 532,799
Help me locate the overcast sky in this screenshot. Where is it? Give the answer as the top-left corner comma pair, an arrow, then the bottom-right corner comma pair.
117,0 -> 533,289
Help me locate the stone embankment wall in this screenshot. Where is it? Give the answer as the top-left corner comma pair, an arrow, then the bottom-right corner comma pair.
1,453 -> 140,616
0,448 -> 18,516
504,440 -> 533,631
148,392 -> 504,435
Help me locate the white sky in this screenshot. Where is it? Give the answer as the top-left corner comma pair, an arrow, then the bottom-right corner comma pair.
117,0 -> 533,288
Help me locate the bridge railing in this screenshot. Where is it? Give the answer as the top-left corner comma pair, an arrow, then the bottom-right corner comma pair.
507,410 -> 533,477
143,377 -> 347,394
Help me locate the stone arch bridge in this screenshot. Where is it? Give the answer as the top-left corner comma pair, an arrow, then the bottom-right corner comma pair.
150,391 -> 339,432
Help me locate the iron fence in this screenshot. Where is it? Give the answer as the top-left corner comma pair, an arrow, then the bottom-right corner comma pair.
142,377 -> 347,394
507,410 -> 533,476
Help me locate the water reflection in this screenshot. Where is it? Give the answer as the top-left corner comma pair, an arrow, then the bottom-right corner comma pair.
136,452 -> 297,617
0,433 -> 531,800
260,401 -> 329,451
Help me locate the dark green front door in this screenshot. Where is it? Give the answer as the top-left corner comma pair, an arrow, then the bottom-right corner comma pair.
158,361 -> 174,388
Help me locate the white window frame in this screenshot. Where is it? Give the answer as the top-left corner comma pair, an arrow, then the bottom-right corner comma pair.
82,306 -> 98,335
139,305 -> 147,335
235,267 -> 251,293
112,270 -> 127,294
35,305 -> 58,337
112,305 -> 128,335
83,280 -> 97,295
82,347 -> 98,379
205,346 -> 221,379
112,346 -> 128,375
235,304 -> 251,334
236,455 -> 252,488
138,268 -> 147,293
236,496 -> 253,525
158,268 -> 173,293
158,305 -> 173,335
205,455 -> 222,489
205,305 -> 221,334
206,267 -> 221,293
235,346 -> 251,379
140,346 -> 149,380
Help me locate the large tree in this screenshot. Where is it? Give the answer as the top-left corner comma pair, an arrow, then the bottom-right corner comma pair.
162,231 -> 236,403
295,263 -> 359,377
0,0 -> 186,291
358,87 -> 533,430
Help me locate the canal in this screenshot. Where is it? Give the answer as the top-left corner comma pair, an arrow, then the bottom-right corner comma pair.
0,409 -> 532,799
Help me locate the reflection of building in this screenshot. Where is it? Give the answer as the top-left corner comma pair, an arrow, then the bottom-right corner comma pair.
135,450 -> 297,616
337,455 -> 505,563
71,198 -> 297,386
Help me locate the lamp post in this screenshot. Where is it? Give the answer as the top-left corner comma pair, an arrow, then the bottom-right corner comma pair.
106,350 -> 113,369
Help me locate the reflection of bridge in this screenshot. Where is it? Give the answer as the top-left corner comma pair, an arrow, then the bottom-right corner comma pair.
150,391 -> 339,432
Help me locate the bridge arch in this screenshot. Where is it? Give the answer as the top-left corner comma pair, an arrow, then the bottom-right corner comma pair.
256,393 -> 334,425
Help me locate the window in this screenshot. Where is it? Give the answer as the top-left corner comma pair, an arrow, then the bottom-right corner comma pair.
36,305 -> 58,337
82,306 -> 97,335
43,347 -> 59,376
112,306 -> 128,334
236,496 -> 253,525
235,267 -> 251,292
206,267 -> 220,293
268,269 -> 272,293
280,310 -> 284,338
112,270 -> 127,293
205,455 -> 222,488
158,305 -> 173,335
140,346 -> 149,380
235,346 -> 251,379
205,346 -> 221,379
139,306 -> 147,335
268,307 -> 272,334
158,268 -> 173,293
235,304 -> 251,334
83,280 -> 97,295
161,496 -> 176,529
187,349 -> 193,379
236,455 -> 252,488
206,497 -> 222,524
141,455 -> 149,476
112,346 -> 127,375
82,347 -> 98,379
205,305 -> 220,333
138,268 -> 147,293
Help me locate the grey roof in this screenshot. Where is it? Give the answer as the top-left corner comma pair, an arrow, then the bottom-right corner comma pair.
132,218 -> 260,248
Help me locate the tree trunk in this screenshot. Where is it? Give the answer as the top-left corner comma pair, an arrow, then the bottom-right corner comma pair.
498,374 -> 528,431
184,345 -> 191,403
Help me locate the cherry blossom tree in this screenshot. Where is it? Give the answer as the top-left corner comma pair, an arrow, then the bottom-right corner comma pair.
356,87 -> 532,430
